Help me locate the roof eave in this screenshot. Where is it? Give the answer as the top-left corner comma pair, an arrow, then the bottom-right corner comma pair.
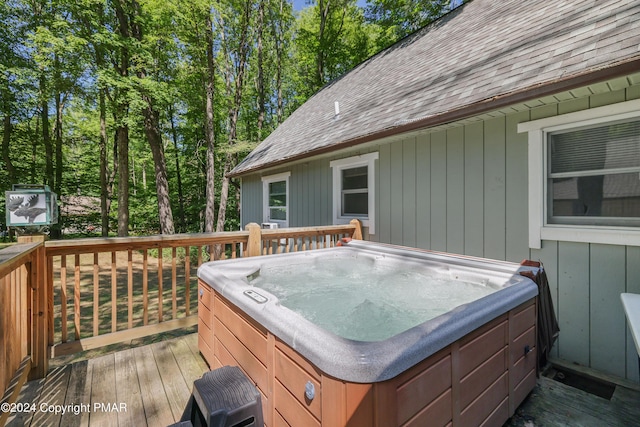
228,56 -> 640,179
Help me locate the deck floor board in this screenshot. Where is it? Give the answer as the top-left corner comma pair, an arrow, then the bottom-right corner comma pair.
132,344 -> 180,427
6,334 -> 209,427
150,341 -> 192,421
7,333 -> 640,426
505,375 -> 640,427
61,360 -> 91,427
114,349 -> 146,427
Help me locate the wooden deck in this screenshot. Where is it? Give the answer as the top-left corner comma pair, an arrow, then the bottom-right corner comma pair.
6,334 -> 208,427
5,332 -> 640,427
506,374 -> 640,427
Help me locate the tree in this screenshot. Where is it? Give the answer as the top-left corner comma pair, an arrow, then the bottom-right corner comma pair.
1,0 -> 378,238
128,0 -> 176,234
293,0 -> 377,101
215,0 -> 253,239
365,0 -> 453,49
267,0 -> 294,125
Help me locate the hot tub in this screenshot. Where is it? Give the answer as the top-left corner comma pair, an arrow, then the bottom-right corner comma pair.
197,240 -> 539,427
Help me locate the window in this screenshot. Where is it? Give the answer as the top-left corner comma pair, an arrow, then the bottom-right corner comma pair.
330,152 -> 378,233
519,99 -> 640,248
548,119 -> 640,226
262,172 -> 290,227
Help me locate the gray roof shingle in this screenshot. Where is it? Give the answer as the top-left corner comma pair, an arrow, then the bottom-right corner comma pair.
230,0 -> 640,177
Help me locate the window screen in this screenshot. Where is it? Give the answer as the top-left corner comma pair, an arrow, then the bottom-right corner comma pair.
268,181 -> 287,221
341,166 -> 368,216
548,119 -> 640,225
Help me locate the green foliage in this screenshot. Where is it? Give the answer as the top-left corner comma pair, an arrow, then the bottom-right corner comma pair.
365,0 -> 458,48
3,0 -> 443,238
293,0 -> 379,101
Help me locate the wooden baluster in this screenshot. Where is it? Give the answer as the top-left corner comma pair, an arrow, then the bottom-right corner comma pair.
61,255 -> 67,343
128,250 -> 133,329
158,248 -> 163,323
111,252 -> 117,333
185,246 -> 191,317
172,247 -> 177,320
93,253 -> 99,337
74,254 -> 80,340
143,249 -> 149,325
47,255 -> 53,346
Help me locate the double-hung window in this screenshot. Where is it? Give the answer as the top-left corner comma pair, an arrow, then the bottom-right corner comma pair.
330,152 -> 378,233
519,99 -> 640,248
262,172 -> 290,227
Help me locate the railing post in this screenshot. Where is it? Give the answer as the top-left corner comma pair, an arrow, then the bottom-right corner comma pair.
245,223 -> 262,257
350,219 -> 363,240
30,244 -> 48,379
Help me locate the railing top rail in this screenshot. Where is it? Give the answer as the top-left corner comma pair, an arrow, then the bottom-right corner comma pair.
44,230 -> 251,256
0,242 -> 42,278
260,224 -> 356,238
43,224 -> 359,257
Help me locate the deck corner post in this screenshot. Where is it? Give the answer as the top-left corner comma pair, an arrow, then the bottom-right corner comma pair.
30,243 -> 48,380
349,219 -> 363,240
245,223 -> 262,257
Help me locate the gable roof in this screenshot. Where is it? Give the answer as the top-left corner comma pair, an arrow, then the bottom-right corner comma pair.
230,0 -> 640,177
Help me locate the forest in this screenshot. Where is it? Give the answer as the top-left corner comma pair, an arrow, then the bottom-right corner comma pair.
0,0 -> 458,238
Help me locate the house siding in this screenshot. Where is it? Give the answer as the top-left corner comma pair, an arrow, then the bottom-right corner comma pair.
239,86 -> 640,382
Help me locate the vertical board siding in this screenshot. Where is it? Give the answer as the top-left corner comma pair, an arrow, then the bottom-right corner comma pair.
378,143 -> 392,244
505,112 -> 530,263
589,244 -> 626,377
446,127 -> 465,255
463,122 -> 484,258
390,143 -> 404,245
430,131 -> 448,252
403,139 -> 417,248
483,116 -> 507,260
237,87 -> 640,381
416,134 -> 431,249
557,242 -> 591,367
240,175 -> 263,226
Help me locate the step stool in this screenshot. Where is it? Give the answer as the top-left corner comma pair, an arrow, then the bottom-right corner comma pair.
180,366 -> 263,427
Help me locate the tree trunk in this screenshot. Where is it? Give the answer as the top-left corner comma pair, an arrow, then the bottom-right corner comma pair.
143,102 -> 175,234
216,0 -> 251,237
2,114 -> 16,184
113,0 -> 130,237
54,62 -> 63,196
41,74 -> 53,188
215,156 -> 232,234
116,125 -> 129,236
256,0 -> 265,139
317,0 -> 329,88
204,9 -> 216,233
169,106 -> 185,232
99,88 -> 110,236
51,81 -> 64,239
129,0 -> 175,235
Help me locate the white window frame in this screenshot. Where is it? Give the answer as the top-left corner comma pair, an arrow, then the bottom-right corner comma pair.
330,152 -> 378,234
518,98 -> 640,249
262,172 -> 290,228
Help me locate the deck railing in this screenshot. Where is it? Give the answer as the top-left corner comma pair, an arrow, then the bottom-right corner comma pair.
0,220 -> 362,416
43,221 -> 361,358
0,242 -> 47,425
0,220 -> 360,407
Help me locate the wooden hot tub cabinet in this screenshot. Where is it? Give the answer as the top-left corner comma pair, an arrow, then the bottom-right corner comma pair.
197,279 -> 537,427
